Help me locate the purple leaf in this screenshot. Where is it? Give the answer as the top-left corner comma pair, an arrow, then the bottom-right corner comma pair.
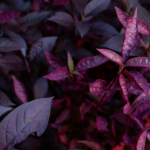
75,55 -> 108,71
127,82 -> 143,95
55,108 -> 70,124
84,0 -> 111,17
43,67 -> 70,81
52,0 -> 70,5
141,67 -> 150,75
89,22 -> 118,36
21,11 -> 50,26
30,36 -> 58,61
67,51 -> 74,73
89,79 -> 107,95
33,77 -> 48,99
122,8 -> 138,63
0,97 -> 53,150
51,98 -> 66,107
132,91 -> 150,106
31,0 -> 44,12
123,133 -> 132,145
0,91 -> 15,107
0,11 -> 20,23
0,54 -> 27,71
0,105 -> 13,117
12,76 -> 28,104
125,57 -> 150,67
47,12 -> 74,28
96,115 -> 108,132
75,21 -> 91,38
48,123 -> 64,130
119,73 -> 129,103
97,49 -> 123,66
123,103 -> 134,114
44,51 -> 63,69
123,70 -> 149,95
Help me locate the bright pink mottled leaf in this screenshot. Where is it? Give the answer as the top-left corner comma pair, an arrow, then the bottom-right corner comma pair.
75,55 -> 108,71
125,57 -> 150,67
122,8 -> 138,63
89,79 -> 107,95
51,98 -> 66,107
119,73 -> 129,103
12,76 -> 28,104
44,51 -> 64,69
97,49 -> 123,65
43,67 -> 70,81
123,70 -> 149,95
53,0 -> 70,5
0,11 -> 20,24
96,115 -> 108,132
132,90 -> 150,106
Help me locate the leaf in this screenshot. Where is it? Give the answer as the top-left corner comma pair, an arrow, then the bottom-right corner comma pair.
21,11 -> 50,26
96,115 -> 108,132
77,78 -> 96,86
122,8 -> 138,63
112,142 -> 125,150
123,133 -> 132,145
75,55 -> 108,71
47,12 -> 74,28
31,0 -> 44,12
12,76 -> 28,104
75,21 -> 91,38
34,77 -> 48,99
51,98 -> 66,107
125,57 -> 150,67
0,97 -> 53,150
0,106 -> 13,118
0,91 -> 15,107
44,51 -> 64,69
52,0 -> 70,5
123,103 -> 134,114
78,140 -> 101,150
0,11 -> 20,23
123,70 -> 149,95
89,79 -> 107,95
132,90 -> 150,106
84,0 -> 111,17
101,34 -> 146,57
43,67 -> 70,81
30,36 -> 58,61
67,51 -> 74,73
0,54 -> 27,71
97,49 -> 123,66
89,22 -> 118,36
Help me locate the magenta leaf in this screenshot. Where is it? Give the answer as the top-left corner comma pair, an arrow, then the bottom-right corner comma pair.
52,0 -> 70,5
123,70 -> 149,95
0,11 -> 20,24
47,12 -> 74,28
141,67 -> 150,75
119,73 -> 129,103
43,67 -> 70,81
89,79 -> 107,95
96,115 -> 108,132
21,11 -> 50,26
97,49 -> 123,66
122,8 -> 138,63
30,36 -> 58,61
123,103 -> 134,114
0,97 -> 53,150
51,98 -> 66,107
123,133 -> 132,145
84,0 -> 111,17
75,55 -> 108,71
125,57 -> 150,67
33,77 -> 48,99
0,54 -> 27,71
12,76 -> 28,104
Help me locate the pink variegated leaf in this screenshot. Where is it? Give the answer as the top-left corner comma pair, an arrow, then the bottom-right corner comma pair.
53,0 -> 70,5
123,70 -> 149,95
132,90 -> 150,106
125,57 -> 150,67
89,79 -> 107,95
0,11 -> 20,24
44,51 -> 64,69
43,67 -> 70,81
123,103 -> 134,114
12,76 -> 28,104
115,7 -> 150,36
119,73 -> 129,103
97,49 -> 123,65
75,55 -> 108,71
96,115 -> 108,132
122,8 -> 138,63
